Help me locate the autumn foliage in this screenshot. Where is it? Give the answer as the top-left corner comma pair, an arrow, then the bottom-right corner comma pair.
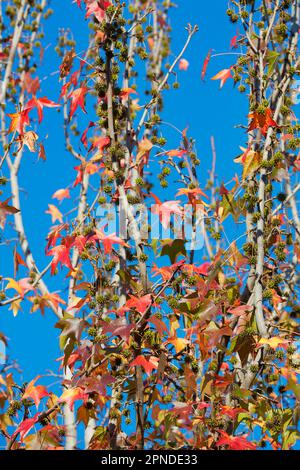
0,0 -> 300,452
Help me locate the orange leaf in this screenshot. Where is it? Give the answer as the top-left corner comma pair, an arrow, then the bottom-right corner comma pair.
258,337 -> 290,350
23,377 -> 49,408
58,387 -> 86,411
52,188 -> 71,201
179,58 -> 189,71
7,107 -> 32,134
211,68 -> 233,88
248,108 -> 279,136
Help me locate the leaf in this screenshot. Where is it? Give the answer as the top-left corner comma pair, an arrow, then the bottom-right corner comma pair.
0,199 -> 20,229
27,96 -> 60,123
119,87 -> 138,100
60,48 -> 76,79
9,299 -> 22,317
52,188 -> 71,201
123,293 -> 152,315
12,413 -> 40,442
149,315 -> 168,336
151,194 -> 183,229
22,377 -> 49,408
230,33 -> 239,49
168,336 -> 189,353
7,107 -> 32,134
17,131 -> 39,152
216,431 -> 256,450
85,0 -> 111,22
58,387 -> 86,411
266,50 -> 280,77
81,121 -> 95,147
258,337 -> 290,350
201,49 -> 212,81
165,149 -> 187,158
248,108 -> 279,136
91,135 -> 111,153
160,239 -> 186,263
101,318 -> 134,343
69,86 -> 89,118
45,204 -> 63,223
219,405 -> 247,420
184,364 -> 196,400
89,229 -> 128,254
77,405 -> 90,427
38,143 -> 46,161
177,187 -> 208,204
234,147 -> 262,180
130,355 -> 159,376
29,292 -> 66,315
56,317 -> 87,345
211,68 -> 233,88
47,244 -> 73,274
13,248 -> 26,276
5,277 -> 34,298
136,138 -> 153,164
179,58 -> 189,71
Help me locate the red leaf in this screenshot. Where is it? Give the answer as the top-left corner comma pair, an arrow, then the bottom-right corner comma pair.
22,377 -> 49,408
69,86 -> 89,119
123,293 -> 152,315
22,72 -> 40,95
27,96 -> 60,123
216,431 -> 256,450
47,243 -> 73,275
60,82 -> 71,100
85,0 -> 111,22
89,229 -> 128,254
248,108 -> 279,137
101,318 -> 134,343
150,193 -> 183,229
91,135 -> 111,153
12,413 -> 40,442
38,143 -> 46,161
201,49 -> 212,81
230,34 -> 239,49
13,248 -> 27,276
80,121 -> 95,147
130,355 -> 159,376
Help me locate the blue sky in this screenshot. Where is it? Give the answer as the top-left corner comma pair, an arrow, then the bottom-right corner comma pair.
1,0 -> 247,382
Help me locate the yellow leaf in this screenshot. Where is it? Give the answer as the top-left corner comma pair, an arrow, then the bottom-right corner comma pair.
45,204 -> 63,223
9,299 -> 22,317
136,138 -> 153,163
234,147 -> 262,180
258,337 -> 290,350
169,337 -> 189,353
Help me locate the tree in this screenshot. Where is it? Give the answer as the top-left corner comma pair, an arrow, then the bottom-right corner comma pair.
0,0 -> 299,451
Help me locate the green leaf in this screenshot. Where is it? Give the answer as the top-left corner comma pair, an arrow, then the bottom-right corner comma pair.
160,239 -> 186,263
266,50 -> 280,77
